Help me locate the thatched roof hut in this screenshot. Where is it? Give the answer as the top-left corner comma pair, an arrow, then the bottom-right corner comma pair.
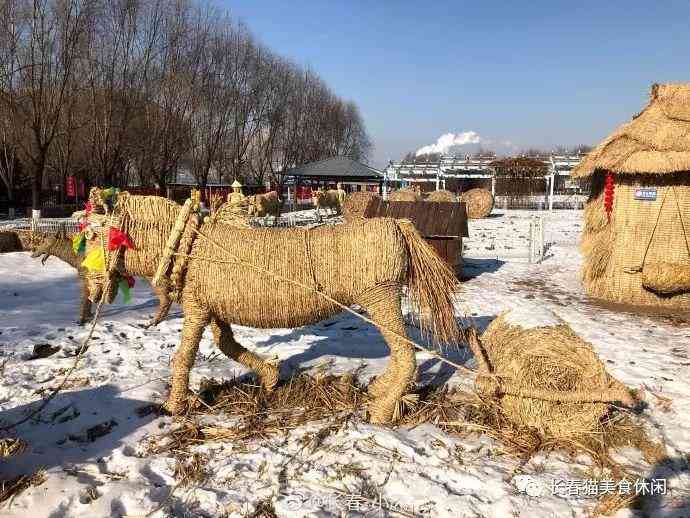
573,83 -> 690,309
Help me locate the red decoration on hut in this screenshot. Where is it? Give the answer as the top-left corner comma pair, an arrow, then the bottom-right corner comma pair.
604,172 -> 615,222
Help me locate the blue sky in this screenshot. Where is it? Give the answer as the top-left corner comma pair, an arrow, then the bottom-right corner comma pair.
220,0 -> 690,167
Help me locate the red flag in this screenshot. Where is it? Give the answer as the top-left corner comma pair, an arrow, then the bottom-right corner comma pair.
66,176 -> 76,197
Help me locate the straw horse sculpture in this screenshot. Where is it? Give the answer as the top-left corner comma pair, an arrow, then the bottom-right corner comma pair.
312,187 -> 346,216
82,192 -> 461,423
247,191 -> 281,217
30,227 -> 173,326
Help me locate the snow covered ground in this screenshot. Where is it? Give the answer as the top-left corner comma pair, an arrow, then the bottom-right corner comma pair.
1,209 -> 689,517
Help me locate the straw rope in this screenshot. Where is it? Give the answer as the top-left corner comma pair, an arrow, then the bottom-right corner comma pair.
635,192 -> 667,273
672,186 -> 690,259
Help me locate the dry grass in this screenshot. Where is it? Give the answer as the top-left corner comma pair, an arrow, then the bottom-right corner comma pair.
144,369 -> 664,517
148,372 -> 365,454
173,452 -> 209,487
0,471 -> 46,507
0,438 -> 27,458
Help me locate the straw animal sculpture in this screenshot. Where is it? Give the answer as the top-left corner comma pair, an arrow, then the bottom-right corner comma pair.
460,188 -> 494,219
468,309 -> 634,439
388,186 -> 421,202
0,230 -> 22,253
312,187 -> 346,216
573,83 -> 690,309
342,192 -> 380,221
82,190 -> 462,424
30,227 -> 172,326
247,191 -> 281,218
425,189 -> 458,202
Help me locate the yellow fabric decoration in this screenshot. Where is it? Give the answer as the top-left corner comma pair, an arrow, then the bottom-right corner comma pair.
81,247 -> 105,272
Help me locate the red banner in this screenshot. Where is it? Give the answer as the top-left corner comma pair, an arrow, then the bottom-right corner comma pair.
296,186 -> 313,200
66,176 -> 76,197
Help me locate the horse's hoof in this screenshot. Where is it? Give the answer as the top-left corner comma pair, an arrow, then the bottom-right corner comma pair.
367,403 -> 395,425
161,398 -> 187,416
259,362 -> 280,392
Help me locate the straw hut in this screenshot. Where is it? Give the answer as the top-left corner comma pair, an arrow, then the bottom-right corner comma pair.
573,83 -> 690,309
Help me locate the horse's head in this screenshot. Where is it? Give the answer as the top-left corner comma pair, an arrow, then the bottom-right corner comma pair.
30,225 -> 67,264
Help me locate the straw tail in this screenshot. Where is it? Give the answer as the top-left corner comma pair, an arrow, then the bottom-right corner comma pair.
396,220 -> 463,347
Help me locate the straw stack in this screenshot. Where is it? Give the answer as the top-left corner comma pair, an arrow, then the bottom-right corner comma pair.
388,187 -> 421,202
471,308 -> 634,439
425,190 -> 458,202
460,188 -> 494,219
342,192 -> 380,221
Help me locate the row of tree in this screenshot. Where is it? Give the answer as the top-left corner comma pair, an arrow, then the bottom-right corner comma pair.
0,0 -> 371,209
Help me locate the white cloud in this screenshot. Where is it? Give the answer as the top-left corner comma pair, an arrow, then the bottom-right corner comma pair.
415,131 -> 481,156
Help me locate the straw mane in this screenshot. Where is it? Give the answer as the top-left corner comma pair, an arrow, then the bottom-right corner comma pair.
573,83 -> 690,177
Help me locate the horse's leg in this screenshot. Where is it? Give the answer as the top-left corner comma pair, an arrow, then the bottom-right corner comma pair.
210,319 -> 279,391
358,285 -> 416,424
147,280 -> 173,327
78,273 -> 93,324
162,302 -> 211,414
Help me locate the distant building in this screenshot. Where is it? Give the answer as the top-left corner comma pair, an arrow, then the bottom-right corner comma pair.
282,156 -> 383,205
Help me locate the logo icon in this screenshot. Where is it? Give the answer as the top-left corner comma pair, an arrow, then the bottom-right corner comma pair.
512,475 -> 544,497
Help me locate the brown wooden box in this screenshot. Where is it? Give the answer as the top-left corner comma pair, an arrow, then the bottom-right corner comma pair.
362,198 -> 467,275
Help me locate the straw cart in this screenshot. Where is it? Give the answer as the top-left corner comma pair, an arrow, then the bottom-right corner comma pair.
573,83 -> 690,310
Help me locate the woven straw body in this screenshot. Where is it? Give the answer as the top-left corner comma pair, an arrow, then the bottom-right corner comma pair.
186,219 -> 407,328
581,174 -> 690,309
460,188 -> 494,219
477,314 -> 629,439
425,190 -> 457,202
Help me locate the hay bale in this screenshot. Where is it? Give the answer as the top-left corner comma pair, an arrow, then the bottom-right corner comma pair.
0,231 -> 22,253
472,307 -> 633,439
342,191 -> 380,221
388,187 -> 421,202
460,188 -> 494,219
425,189 -> 457,202
642,262 -> 690,294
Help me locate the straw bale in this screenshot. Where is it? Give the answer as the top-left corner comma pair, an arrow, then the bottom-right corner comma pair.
642,262 -> 690,295
460,188 -> 494,219
388,187 -> 420,202
573,83 -> 690,178
425,189 -> 457,202
474,312 -> 633,439
342,191 -> 380,221
0,231 -> 22,252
